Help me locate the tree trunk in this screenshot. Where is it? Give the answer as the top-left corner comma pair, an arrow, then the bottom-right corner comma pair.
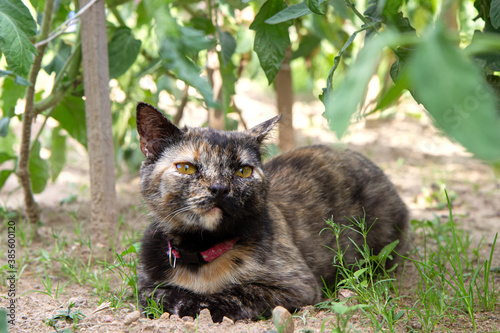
80,0 -> 117,229
275,47 -> 295,152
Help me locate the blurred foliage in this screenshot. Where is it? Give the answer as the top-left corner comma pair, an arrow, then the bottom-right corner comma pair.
1,0 -> 500,198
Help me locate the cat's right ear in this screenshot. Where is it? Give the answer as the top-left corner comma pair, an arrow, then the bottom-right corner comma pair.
136,102 -> 182,159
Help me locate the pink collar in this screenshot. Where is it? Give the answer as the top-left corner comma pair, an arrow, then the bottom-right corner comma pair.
167,238 -> 239,267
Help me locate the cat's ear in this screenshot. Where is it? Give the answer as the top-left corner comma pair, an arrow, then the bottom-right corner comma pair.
246,114 -> 282,144
136,102 -> 182,159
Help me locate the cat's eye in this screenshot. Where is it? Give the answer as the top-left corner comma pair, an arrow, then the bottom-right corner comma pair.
175,163 -> 196,175
235,166 -> 253,178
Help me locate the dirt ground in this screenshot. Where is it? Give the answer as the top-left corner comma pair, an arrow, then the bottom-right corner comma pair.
1,81 -> 500,332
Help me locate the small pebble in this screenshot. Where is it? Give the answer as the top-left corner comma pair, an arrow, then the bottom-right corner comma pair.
182,315 -> 194,322
169,314 -> 181,322
159,312 -> 170,320
123,311 -> 141,325
101,315 -> 113,323
67,296 -> 86,306
183,322 -> 196,333
198,308 -> 213,325
222,316 -> 234,325
272,306 -> 294,333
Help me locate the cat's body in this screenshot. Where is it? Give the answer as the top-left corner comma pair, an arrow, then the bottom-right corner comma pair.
136,102 -> 408,322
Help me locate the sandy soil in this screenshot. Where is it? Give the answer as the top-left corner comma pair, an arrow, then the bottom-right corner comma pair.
1,82 -> 499,332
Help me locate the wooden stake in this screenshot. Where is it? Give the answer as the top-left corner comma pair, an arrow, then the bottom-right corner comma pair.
80,0 -> 117,228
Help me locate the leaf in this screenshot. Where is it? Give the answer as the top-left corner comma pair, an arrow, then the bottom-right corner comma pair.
159,38 -> 217,107
179,26 -> 216,54
305,0 -> 324,15
0,71 -> 28,119
250,0 -> 292,84
265,0 -> 327,24
324,32 -> 396,138
491,0 -> 500,29
49,127 -> 66,182
108,27 -> 142,78
0,0 -> 38,77
0,117 -> 9,137
377,239 -> 399,262
0,69 -> 32,86
219,30 -> 237,65
29,140 -> 50,194
408,25 -> 500,162
50,95 -> 87,148
0,169 -> 14,190
149,2 -> 216,107
44,41 -> 72,76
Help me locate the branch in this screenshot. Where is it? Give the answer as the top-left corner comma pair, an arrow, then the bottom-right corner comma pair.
34,0 -> 99,48
173,84 -> 190,126
17,0 -> 56,223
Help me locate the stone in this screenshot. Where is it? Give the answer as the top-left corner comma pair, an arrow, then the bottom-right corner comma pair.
123,310 -> 141,325
272,306 -> 294,333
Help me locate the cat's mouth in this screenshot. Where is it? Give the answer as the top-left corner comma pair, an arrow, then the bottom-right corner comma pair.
198,205 -> 223,231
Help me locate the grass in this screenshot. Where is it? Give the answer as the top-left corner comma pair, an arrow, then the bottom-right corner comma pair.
0,191 -> 499,332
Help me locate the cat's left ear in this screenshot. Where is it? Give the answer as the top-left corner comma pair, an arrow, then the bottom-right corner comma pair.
246,114 -> 282,144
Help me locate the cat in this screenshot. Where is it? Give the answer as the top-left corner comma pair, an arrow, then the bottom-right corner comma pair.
136,102 -> 408,322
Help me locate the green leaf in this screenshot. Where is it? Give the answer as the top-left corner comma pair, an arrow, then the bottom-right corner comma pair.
0,169 -> 13,192
408,25 -> 500,162
0,71 -> 28,117
377,239 -> 399,262
491,0 -> 500,29
250,0 -> 292,84
160,39 -> 216,107
0,69 -> 32,86
149,2 -> 216,107
0,117 -> 9,137
108,27 -> 142,78
49,127 -> 66,182
324,32 -> 395,138
0,0 -> 38,77
44,41 -> 72,76
179,26 -> 216,54
305,0 -> 324,15
29,140 -> 50,194
219,30 -> 236,65
51,95 -> 87,148
265,0 -> 326,24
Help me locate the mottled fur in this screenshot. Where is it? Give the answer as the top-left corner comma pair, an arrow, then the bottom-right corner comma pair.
136,102 -> 408,322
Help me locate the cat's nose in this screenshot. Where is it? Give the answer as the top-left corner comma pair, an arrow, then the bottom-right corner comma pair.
209,183 -> 229,201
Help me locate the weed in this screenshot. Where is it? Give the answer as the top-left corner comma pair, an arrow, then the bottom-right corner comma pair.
43,301 -> 85,332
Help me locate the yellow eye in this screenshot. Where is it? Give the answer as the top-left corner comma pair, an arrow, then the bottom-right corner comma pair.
235,166 -> 253,178
175,163 -> 196,175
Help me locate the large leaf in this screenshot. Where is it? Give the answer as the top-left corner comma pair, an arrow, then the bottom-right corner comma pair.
150,2 -> 216,107
324,33 -> 395,137
50,95 -> 87,148
250,0 -> 292,84
29,140 -> 50,194
0,0 -> 38,77
408,25 -> 500,162
108,27 -> 142,78
49,127 -> 67,182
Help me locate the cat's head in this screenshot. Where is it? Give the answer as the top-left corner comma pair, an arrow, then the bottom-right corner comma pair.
136,102 -> 280,236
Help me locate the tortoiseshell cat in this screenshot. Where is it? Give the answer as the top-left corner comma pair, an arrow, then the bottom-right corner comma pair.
136,102 -> 408,322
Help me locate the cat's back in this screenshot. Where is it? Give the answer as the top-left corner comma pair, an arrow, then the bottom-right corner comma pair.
264,145 -> 408,282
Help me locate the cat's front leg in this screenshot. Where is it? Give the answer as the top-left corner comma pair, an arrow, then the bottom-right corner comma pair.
140,282 -> 318,322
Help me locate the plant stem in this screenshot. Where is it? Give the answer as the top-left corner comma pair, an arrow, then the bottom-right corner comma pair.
345,0 -> 374,28
17,0 -> 55,223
